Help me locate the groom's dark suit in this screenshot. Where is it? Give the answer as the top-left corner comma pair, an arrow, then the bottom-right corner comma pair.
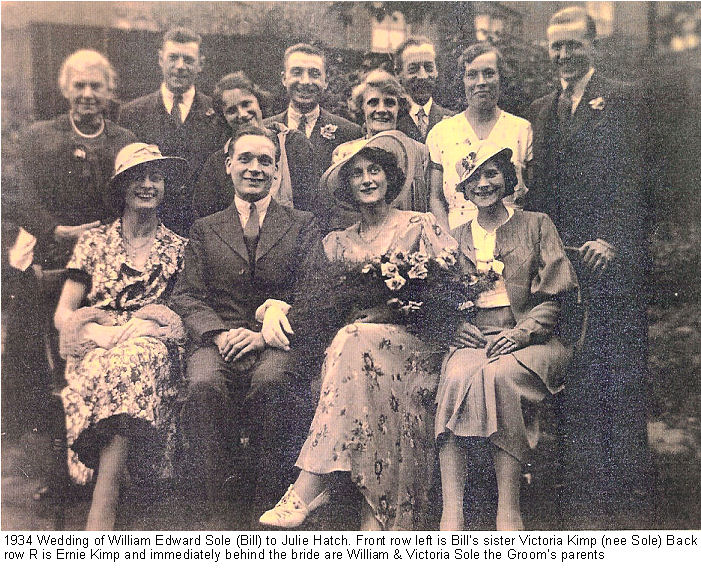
170,198 -> 320,512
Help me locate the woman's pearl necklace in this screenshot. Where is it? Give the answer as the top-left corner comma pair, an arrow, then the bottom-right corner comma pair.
69,112 -> 105,139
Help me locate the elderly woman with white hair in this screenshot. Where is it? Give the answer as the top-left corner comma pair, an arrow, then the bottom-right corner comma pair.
14,49 -> 136,269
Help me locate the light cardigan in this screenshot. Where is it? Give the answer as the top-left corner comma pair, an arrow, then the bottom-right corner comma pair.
453,209 -> 579,393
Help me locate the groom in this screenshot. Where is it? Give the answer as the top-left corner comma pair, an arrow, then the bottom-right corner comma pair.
171,125 -> 320,521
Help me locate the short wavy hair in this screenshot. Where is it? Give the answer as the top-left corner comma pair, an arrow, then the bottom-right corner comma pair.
58,49 -> 116,97
352,70 -> 407,115
212,72 -> 272,117
458,42 -> 506,77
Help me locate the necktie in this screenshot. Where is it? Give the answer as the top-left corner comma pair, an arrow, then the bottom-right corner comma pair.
557,85 -> 573,123
243,202 -> 260,263
296,113 -> 308,138
171,93 -> 183,124
416,107 -> 429,138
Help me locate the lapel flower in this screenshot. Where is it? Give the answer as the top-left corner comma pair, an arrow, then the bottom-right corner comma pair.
588,97 -> 606,111
205,107 -> 216,117
73,146 -> 87,160
320,123 -> 338,140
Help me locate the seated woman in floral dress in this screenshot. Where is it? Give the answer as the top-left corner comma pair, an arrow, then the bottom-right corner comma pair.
54,143 -> 188,530
435,142 -> 578,530
259,131 -> 457,530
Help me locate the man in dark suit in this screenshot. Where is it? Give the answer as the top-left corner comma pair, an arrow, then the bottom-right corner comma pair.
394,37 -> 452,143
170,126 -> 319,523
527,7 -> 650,528
119,27 -> 227,235
264,43 -> 362,187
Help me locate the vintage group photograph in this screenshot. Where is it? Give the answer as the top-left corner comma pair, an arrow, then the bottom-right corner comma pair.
1,1 -> 699,532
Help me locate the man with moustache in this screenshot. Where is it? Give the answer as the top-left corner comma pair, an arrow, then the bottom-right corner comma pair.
171,125 -> 320,524
265,43 -> 362,186
526,6 -> 649,527
119,27 -> 227,235
394,37 -> 452,144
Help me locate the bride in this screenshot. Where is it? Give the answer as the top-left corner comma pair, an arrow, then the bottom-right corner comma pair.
259,131 -> 456,530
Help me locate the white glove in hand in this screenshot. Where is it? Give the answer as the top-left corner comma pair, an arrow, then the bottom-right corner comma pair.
261,304 -> 293,350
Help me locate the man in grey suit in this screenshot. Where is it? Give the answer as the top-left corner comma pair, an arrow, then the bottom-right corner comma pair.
119,27 -> 227,235
394,37 -> 452,143
171,126 -> 320,522
264,43 -> 362,189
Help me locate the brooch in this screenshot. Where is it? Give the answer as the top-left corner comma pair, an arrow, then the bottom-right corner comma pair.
320,124 -> 338,140
588,97 -> 606,111
205,107 -> 216,117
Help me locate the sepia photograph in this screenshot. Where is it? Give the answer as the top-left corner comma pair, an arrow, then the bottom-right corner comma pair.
1,1 -> 699,535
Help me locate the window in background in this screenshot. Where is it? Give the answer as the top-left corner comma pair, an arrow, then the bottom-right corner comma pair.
586,1 -> 614,37
371,11 -> 407,52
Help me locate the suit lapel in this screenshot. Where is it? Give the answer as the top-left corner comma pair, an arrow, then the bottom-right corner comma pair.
455,224 -> 477,266
563,73 -> 606,144
532,92 -> 559,162
397,112 -> 422,142
210,204 -> 249,262
428,102 -> 447,131
255,200 -> 292,262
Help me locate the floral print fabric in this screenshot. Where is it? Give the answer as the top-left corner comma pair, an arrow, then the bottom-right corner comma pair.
296,210 -> 456,529
61,220 -> 186,484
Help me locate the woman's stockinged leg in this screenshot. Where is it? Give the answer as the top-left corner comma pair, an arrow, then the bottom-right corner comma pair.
86,434 -> 129,531
438,433 -> 469,531
293,470 -> 326,505
492,445 -> 524,531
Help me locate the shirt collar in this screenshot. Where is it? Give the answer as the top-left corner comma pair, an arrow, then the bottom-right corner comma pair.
409,97 -> 433,119
560,68 -> 595,103
234,193 -> 272,223
161,83 -> 196,110
288,104 -> 320,126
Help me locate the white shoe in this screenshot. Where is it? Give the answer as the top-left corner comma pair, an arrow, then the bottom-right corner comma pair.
259,485 -> 329,528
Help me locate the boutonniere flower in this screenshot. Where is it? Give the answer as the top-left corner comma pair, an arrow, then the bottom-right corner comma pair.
588,97 -> 606,111
73,146 -> 87,160
205,107 -> 216,117
320,123 -> 338,140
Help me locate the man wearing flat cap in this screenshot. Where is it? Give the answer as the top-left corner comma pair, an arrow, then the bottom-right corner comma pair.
526,6 -> 650,528
119,27 -> 227,236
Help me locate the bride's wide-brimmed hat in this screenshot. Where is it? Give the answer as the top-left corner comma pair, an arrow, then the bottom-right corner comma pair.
321,130 -> 412,207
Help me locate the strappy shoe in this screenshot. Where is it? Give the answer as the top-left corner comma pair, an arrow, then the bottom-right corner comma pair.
259,484 -> 329,528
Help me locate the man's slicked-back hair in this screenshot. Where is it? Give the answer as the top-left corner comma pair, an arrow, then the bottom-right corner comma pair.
226,124 -> 281,164
549,6 -> 597,40
394,36 -> 435,72
162,26 -> 202,47
283,43 -> 326,69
